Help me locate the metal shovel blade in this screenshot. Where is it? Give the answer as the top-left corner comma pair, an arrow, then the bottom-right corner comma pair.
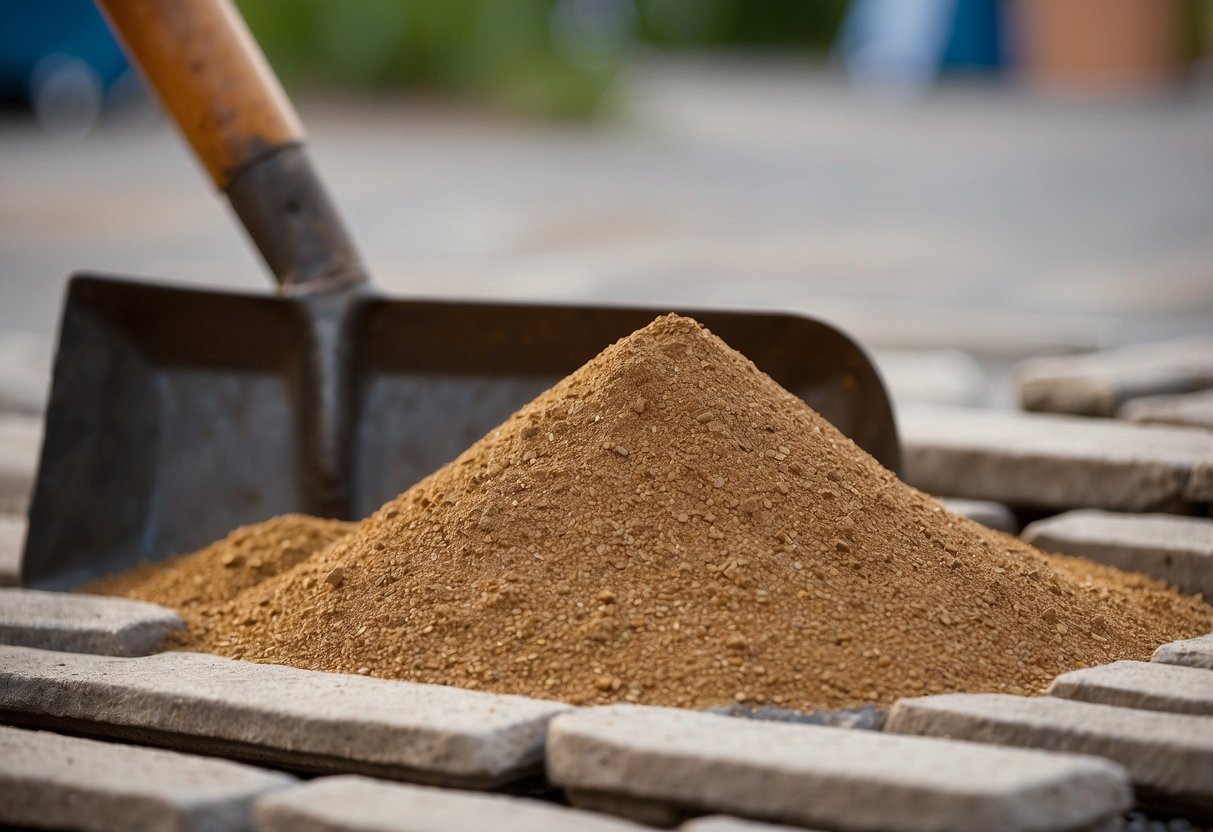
23,272 -> 898,589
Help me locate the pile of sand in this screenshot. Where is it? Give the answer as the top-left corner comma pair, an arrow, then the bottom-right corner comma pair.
87,514 -> 356,645
92,315 -> 1212,711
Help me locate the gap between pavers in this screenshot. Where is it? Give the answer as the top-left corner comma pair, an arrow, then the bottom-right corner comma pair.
0,645 -> 568,789
899,405 -> 1213,512
886,693 -> 1213,816
1047,660 -> 1213,716
0,513 -> 23,587
1015,337 -> 1213,418
1022,510 -> 1213,600
1153,633 -> 1213,670
0,588 -> 183,656
546,704 -> 1130,832
0,723 -> 294,832
253,774 -> 645,832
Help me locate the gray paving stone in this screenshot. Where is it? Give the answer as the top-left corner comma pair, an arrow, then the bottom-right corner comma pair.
1187,460 -> 1213,503
1016,337 -> 1213,417
940,498 -> 1019,533
1047,660 -> 1213,716
0,414 -> 40,515
887,693 -> 1213,814
0,588 -> 183,656
1152,633 -> 1213,670
547,704 -> 1131,832
0,331 -> 51,416
0,513 -> 23,586
900,405 -> 1213,512
253,774 -> 645,832
0,723 -> 294,832
679,818 -> 818,832
1120,389 -> 1213,431
871,349 -> 987,407
1021,510 -> 1213,600
0,645 -> 569,788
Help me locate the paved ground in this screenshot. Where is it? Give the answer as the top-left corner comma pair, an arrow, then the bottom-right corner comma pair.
3,59 -> 1212,370
3,59 -> 1213,831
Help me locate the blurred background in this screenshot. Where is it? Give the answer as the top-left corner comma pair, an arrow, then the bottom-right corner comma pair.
2,0 -> 1213,409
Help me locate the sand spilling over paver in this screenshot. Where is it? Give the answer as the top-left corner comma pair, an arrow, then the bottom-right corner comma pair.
91,315 -> 1212,711
85,514 -> 356,643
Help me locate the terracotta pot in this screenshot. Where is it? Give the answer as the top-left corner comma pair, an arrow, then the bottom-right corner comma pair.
1011,0 -> 1181,90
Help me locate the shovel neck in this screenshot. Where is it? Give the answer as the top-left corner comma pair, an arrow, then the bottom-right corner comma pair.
226,144 -> 370,296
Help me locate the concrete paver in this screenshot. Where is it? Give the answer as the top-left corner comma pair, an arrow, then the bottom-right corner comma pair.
0,414 -> 40,515
1184,460 -> 1213,503
1022,510 -> 1213,600
0,331 -> 50,416
887,693 -> 1213,814
900,405 -> 1213,512
0,513 -> 23,586
1046,660 -> 1213,716
679,819 -> 818,832
547,704 -> 1130,832
1152,633 -> 1213,670
0,723 -> 293,832
1120,389 -> 1213,431
0,645 -> 569,788
939,498 -> 1018,533
1016,337 -> 1213,417
0,588 -> 183,656
253,774 -> 646,832
871,349 -> 987,407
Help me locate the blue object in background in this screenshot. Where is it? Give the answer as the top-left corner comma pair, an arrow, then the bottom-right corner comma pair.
840,0 -> 1003,95
0,0 -> 128,103
941,0 -> 1002,70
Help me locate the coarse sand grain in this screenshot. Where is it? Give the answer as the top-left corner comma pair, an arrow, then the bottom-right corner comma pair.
85,514 -> 357,646
90,315 -> 1213,710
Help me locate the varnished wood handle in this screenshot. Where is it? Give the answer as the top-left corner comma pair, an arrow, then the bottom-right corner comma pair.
96,0 -> 304,189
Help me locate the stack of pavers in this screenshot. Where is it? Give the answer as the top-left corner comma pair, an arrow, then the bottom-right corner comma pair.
1,335 -> 1212,832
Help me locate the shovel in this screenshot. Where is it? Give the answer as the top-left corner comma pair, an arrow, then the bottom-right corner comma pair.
23,0 -> 899,589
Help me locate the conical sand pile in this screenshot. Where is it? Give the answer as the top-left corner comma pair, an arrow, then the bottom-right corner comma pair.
86,515 -> 356,637
93,315 -> 1212,711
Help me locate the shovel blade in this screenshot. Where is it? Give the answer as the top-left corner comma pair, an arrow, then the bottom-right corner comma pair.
24,274 -> 897,589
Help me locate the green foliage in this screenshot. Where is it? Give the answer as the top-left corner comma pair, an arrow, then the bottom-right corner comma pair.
236,0 -> 849,119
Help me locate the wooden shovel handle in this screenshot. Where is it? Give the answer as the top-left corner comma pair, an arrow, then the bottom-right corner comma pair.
96,0 -> 304,190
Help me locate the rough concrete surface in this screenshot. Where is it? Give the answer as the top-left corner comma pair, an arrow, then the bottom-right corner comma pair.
0,645 -> 569,788
1047,660 -> 1213,716
1120,389 -> 1213,431
1152,633 -> 1213,670
547,704 -> 1130,832
1022,510 -> 1213,600
900,405 -> 1213,512
254,774 -> 646,832
1018,337 -> 1213,417
1016,337 -> 1213,417
0,588 -> 183,655
0,723 -> 293,832
887,693 -> 1213,814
